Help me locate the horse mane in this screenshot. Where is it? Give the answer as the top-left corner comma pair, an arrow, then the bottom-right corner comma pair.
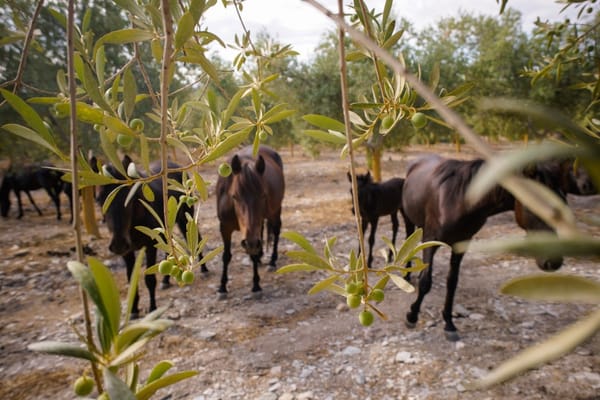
435,158 -> 485,197
235,158 -> 265,195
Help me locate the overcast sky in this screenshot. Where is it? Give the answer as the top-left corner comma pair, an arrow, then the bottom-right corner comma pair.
204,0 -> 580,62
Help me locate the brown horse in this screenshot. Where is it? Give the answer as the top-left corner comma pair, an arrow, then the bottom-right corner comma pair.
216,145 -> 285,299
401,154 -> 566,341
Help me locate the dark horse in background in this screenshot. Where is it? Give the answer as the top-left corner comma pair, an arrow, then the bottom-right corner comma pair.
402,154 -> 567,341
216,145 -> 285,299
0,164 -> 72,222
97,155 -> 205,318
348,171 -> 407,268
542,158 -> 597,196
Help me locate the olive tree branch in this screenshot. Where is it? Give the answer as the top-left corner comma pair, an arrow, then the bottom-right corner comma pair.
67,0 -> 102,391
336,0 -> 369,285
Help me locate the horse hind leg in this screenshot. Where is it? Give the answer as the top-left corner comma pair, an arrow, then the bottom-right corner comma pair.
367,218 -> 379,269
441,251 -> 465,342
401,213 -> 415,282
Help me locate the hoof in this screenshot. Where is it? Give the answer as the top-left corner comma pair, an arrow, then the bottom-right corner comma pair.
267,264 -> 277,272
252,290 -> 263,300
405,320 -> 417,329
160,281 -> 172,290
130,311 -> 140,320
444,330 -> 460,342
217,291 -> 228,301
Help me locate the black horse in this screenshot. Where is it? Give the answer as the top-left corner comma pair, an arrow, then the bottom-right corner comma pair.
401,154 -> 566,341
542,158 -> 597,196
0,164 -> 72,222
96,156 -> 205,317
348,171 -> 407,268
216,145 -> 285,299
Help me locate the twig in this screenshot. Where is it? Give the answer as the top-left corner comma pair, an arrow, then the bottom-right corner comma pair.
67,0 -> 102,391
160,0 -> 175,253
336,0 -> 368,280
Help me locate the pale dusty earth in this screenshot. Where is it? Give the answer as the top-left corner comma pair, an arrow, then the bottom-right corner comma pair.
0,144 -> 599,400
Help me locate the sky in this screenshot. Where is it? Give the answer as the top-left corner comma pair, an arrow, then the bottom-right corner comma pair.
204,0 -> 580,62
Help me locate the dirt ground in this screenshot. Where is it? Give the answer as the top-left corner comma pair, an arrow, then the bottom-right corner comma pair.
0,144 -> 599,400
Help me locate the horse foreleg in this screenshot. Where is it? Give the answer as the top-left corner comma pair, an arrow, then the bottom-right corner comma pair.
406,245 -> 438,328
442,251 -> 464,341
388,212 -> 399,263
24,190 -> 43,216
267,216 -> 281,271
402,214 -> 415,282
123,252 -> 140,318
367,217 -> 378,269
45,187 -> 62,220
218,230 -> 232,299
145,246 -> 158,313
251,254 -> 262,297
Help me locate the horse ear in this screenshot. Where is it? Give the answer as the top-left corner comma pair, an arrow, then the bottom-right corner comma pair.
89,156 -> 98,173
256,155 -> 265,175
231,155 -> 242,174
121,155 -> 133,170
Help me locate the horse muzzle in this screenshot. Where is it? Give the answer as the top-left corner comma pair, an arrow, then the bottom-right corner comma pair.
109,239 -> 131,256
241,239 -> 262,256
536,256 -> 563,272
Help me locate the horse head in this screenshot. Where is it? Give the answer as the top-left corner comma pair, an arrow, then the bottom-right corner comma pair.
563,159 -> 596,195
0,174 -> 13,217
96,157 -> 136,256
516,162 -> 567,271
229,153 -> 267,256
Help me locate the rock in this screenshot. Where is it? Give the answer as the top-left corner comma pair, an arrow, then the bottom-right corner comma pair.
570,372 -> 600,388
453,304 -> 469,317
297,391 -> 314,400
468,313 -> 485,321
278,394 -> 295,400
395,351 -> 416,364
257,393 -> 278,400
198,331 -> 217,341
270,365 -> 282,376
341,346 -> 361,356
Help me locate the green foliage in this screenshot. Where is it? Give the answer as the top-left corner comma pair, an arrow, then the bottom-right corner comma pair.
279,228 -> 441,324
468,275 -> 600,389
29,255 -> 197,398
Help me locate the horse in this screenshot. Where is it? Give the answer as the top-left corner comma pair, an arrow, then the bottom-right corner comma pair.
96,155 -> 206,318
347,171 -> 407,268
541,158 -> 596,196
401,154 -> 566,341
216,145 -> 285,299
0,164 -> 72,222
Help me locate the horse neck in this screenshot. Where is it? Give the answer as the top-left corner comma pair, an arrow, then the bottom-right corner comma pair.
475,184 -> 515,217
